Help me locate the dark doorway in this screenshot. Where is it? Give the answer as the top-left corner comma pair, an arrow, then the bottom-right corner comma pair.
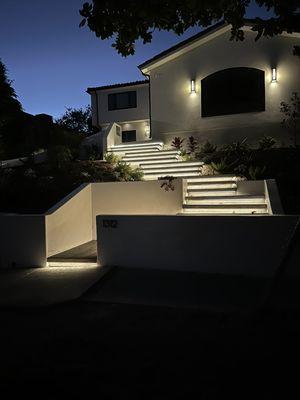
122,130 -> 136,142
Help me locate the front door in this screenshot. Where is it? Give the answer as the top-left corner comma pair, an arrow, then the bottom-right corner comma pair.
122,130 -> 136,143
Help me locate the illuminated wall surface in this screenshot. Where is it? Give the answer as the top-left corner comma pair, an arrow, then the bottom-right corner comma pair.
146,29 -> 300,145
97,214 -> 300,277
91,83 -> 150,142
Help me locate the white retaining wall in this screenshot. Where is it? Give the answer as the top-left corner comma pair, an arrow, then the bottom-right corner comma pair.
45,184 -> 93,258
45,179 -> 183,258
0,214 -> 46,268
96,215 -> 299,277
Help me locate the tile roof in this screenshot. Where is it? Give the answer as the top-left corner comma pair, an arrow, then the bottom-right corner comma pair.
87,79 -> 149,93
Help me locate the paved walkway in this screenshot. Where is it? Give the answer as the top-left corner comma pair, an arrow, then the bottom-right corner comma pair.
0,266 -> 109,307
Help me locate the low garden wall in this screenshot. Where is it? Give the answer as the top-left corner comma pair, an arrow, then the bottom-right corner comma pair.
0,214 -> 46,268
45,179 -> 184,258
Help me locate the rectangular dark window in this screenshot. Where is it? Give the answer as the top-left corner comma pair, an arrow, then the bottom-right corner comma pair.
122,130 -> 136,143
108,91 -> 137,110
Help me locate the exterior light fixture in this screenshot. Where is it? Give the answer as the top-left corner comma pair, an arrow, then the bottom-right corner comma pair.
191,79 -> 196,93
271,67 -> 277,83
145,124 -> 150,137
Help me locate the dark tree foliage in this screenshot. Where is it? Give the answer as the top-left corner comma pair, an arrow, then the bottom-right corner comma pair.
0,59 -> 22,127
79,0 -> 300,57
55,106 -> 94,136
294,45 -> 300,57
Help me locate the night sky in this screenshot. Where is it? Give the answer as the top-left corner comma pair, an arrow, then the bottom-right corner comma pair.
1,1 -> 273,118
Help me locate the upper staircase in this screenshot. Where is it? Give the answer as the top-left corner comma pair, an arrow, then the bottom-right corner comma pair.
108,141 -> 269,215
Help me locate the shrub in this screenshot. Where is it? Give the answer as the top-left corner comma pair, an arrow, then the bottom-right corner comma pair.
113,161 -> 143,181
258,135 -> 277,150
248,165 -> 266,180
280,92 -> 300,147
171,137 -> 185,151
211,158 -> 234,174
221,138 -> 249,157
85,144 -> 101,160
187,136 -> 198,154
159,176 -> 175,191
47,145 -> 73,169
199,140 -> 217,154
104,152 -> 120,165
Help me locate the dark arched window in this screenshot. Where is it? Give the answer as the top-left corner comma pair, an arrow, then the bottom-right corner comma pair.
201,67 -> 265,117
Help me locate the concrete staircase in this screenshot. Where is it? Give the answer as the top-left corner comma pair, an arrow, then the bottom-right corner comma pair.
108,141 -> 269,215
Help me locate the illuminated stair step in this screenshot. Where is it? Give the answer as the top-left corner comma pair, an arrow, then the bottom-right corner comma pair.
124,157 -> 180,164
111,141 -> 164,149
124,156 -> 180,164
187,189 -> 237,196
186,175 -> 241,183
47,258 -> 98,267
122,151 -> 179,163
185,195 -> 266,205
143,167 -> 202,174
182,208 -> 268,215
109,146 -> 162,154
144,172 -> 201,180
138,159 -> 187,165
183,203 -> 267,210
141,161 -> 203,170
123,149 -> 180,157
187,183 -> 238,190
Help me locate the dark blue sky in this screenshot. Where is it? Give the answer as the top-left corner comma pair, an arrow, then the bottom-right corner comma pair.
1,0 -> 272,117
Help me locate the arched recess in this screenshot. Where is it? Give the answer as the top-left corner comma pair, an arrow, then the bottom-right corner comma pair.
201,67 -> 265,117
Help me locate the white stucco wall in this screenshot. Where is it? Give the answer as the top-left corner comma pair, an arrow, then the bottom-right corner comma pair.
147,29 -> 300,146
45,184 -> 93,257
45,180 -> 183,257
96,215 -> 300,277
91,179 -> 184,239
0,215 -> 46,268
90,83 -> 150,143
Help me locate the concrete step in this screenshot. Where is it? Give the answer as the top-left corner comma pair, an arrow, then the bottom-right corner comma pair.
187,182 -> 238,190
122,149 -> 180,157
186,175 -> 241,183
47,258 -> 98,267
181,208 -> 268,215
110,141 -> 164,149
143,166 -> 202,175
182,203 -> 268,214
108,146 -> 162,156
187,188 -> 237,196
109,141 -> 163,152
185,195 -> 266,205
109,146 -> 162,154
144,172 -> 202,180
139,159 -> 186,165
141,161 -> 203,170
124,156 -> 180,164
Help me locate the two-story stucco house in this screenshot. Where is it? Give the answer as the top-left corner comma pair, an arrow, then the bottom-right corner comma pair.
87,20 -> 300,150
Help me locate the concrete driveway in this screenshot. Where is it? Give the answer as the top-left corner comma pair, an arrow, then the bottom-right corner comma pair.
83,267 -> 270,311
0,266 -> 110,307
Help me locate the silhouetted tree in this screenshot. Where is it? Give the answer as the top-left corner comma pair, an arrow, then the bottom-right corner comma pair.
56,106 -> 94,136
0,59 -> 22,128
79,1 -> 300,57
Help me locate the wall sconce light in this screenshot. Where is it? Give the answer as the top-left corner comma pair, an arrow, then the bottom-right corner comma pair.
145,124 -> 150,137
271,67 -> 277,83
190,79 -> 196,93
